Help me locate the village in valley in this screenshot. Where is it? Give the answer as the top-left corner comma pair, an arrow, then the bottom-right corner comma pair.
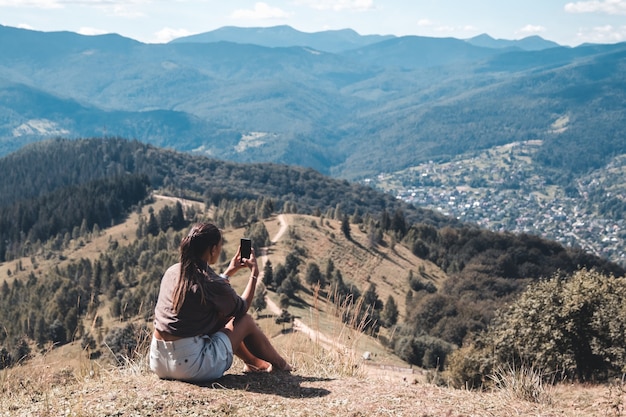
367,140 -> 626,267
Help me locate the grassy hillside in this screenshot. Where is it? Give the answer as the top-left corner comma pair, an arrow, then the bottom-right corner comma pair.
1,138 -> 624,399
0,195 -> 435,365
1,199 -> 624,416
2,332 -> 624,416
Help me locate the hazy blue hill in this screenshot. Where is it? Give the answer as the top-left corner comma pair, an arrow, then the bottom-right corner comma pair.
333,42 -> 626,178
0,24 -> 140,63
0,79 -> 86,117
0,24 -> 625,184
169,25 -> 395,52
466,33 -> 561,51
345,35 -> 500,69
0,26 -> 370,173
0,29 -> 362,115
478,42 -> 626,73
0,78 -> 238,157
513,35 -> 562,50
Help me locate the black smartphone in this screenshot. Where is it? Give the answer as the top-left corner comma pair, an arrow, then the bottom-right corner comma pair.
240,238 -> 251,260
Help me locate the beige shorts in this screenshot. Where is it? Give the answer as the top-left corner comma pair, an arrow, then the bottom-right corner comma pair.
149,332 -> 233,382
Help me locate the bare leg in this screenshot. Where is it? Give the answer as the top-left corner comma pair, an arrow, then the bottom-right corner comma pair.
235,342 -> 272,371
221,313 -> 292,371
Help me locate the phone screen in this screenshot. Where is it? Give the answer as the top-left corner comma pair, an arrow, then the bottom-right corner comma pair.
240,238 -> 251,259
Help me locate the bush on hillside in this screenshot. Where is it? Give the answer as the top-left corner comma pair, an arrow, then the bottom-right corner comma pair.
103,323 -> 150,365
392,333 -> 454,370
447,269 -> 626,387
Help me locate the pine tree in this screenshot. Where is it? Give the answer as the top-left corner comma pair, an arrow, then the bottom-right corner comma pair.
305,262 -> 324,287
146,212 -> 159,236
381,295 -> 399,327
251,282 -> 267,313
391,209 -> 407,237
171,202 -> 186,230
157,205 -> 173,232
325,259 -> 335,283
284,252 -> 301,276
341,214 -> 351,240
273,264 -> 287,289
363,283 -> 383,311
1,281 -> 9,299
262,260 -> 274,288
0,346 -> 12,369
333,203 -> 342,220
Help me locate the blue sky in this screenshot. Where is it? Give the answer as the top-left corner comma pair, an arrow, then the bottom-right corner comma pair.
1,0 -> 626,46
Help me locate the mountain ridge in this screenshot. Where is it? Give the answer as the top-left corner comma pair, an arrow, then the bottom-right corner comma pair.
1,24 -> 625,265
169,24 -> 396,53
168,24 -> 561,52
1,23 -> 624,181
465,33 -> 561,50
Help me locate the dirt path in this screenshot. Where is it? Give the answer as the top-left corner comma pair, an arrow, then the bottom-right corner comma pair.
260,214 -> 353,355
271,213 -> 289,242
260,214 -> 417,377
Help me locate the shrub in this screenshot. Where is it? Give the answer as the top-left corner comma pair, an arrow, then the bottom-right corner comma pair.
392,333 -> 454,370
103,323 -> 150,365
0,346 -> 12,369
445,344 -> 489,389
484,269 -> 626,382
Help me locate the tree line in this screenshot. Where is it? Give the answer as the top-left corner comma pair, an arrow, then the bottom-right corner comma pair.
0,173 -> 149,262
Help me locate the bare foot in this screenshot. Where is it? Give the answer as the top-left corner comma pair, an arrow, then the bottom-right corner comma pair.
243,363 -> 273,373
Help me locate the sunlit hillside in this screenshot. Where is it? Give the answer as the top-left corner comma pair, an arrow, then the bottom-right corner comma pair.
1,197 -> 625,416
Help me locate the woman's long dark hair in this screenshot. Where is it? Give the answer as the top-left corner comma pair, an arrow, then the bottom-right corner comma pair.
172,223 -> 222,313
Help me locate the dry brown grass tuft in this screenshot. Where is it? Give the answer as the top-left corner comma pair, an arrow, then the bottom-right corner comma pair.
489,364 -> 552,405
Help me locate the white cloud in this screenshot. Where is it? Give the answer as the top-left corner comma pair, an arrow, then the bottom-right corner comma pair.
107,5 -> 145,18
417,19 -> 433,27
0,0 -> 150,16
0,0 -> 147,7
0,0 -> 62,8
294,0 -> 374,12
231,2 -> 291,20
462,25 -> 478,32
518,24 -> 547,34
576,24 -> 626,42
154,27 -> 192,43
565,0 -> 626,15
17,23 -> 36,30
77,26 -> 108,36
416,19 -> 476,36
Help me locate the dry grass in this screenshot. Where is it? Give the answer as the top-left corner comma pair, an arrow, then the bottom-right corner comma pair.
488,364 -> 552,405
264,213 -> 446,321
2,338 -> 624,417
2,290 -> 625,417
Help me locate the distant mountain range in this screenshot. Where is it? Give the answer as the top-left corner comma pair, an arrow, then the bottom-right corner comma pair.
464,33 -> 561,50
169,25 -> 396,53
169,25 -> 560,52
0,24 -> 625,183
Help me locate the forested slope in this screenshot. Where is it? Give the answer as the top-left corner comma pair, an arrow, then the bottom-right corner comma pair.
0,138 -> 623,383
